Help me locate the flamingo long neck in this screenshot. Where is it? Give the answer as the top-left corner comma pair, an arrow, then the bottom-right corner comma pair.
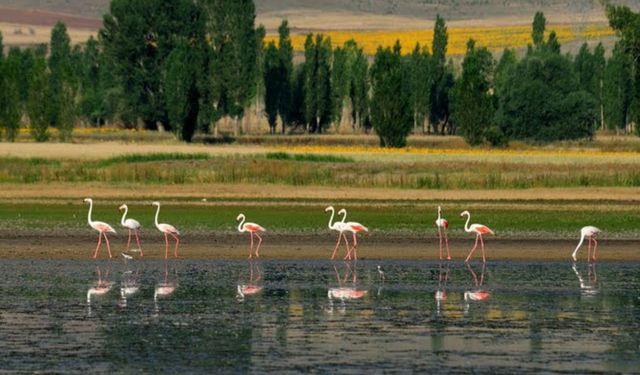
463,213 -> 471,232
327,208 -> 335,229
87,200 -> 93,225
437,209 -> 442,221
154,204 -> 161,228
120,206 -> 128,226
572,233 -> 586,259
339,210 -> 347,223
237,215 -> 246,232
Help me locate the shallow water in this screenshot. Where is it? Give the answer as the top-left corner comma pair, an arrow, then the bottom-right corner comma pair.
0,259 -> 638,373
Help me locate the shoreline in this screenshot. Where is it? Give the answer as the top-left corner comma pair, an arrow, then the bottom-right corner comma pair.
2,234 -> 638,261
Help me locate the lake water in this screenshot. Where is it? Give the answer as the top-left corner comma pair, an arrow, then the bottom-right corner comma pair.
0,259 -> 638,373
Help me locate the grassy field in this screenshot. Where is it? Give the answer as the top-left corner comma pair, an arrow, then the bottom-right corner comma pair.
0,137 -> 639,255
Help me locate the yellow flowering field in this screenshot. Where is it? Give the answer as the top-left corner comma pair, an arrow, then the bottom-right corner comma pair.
265,23 -> 615,55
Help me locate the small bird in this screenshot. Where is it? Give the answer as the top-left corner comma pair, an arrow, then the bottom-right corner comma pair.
377,265 -> 385,282
572,226 -> 602,262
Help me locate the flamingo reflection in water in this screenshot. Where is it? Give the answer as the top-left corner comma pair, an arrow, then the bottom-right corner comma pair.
236,261 -> 264,302
463,262 -> 491,314
435,262 -> 450,317
87,265 -> 112,317
327,262 -> 368,314
118,254 -> 140,308
572,262 -> 599,298
154,262 -> 178,316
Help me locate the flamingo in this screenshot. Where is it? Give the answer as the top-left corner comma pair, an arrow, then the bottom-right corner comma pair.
435,206 -> 451,260
340,208 -> 368,261
119,204 -> 143,256
84,198 -> 116,259
571,226 -> 602,262
325,206 -> 350,260
237,214 -> 266,258
152,201 -> 180,259
460,210 -> 495,263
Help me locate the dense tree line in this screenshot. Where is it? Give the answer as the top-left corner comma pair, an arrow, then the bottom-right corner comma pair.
0,1 -> 639,146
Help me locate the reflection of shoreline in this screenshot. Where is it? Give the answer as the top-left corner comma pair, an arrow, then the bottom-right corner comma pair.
5,238 -> 640,261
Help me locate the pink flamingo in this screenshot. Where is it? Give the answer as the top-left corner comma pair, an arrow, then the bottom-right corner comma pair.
340,208 -> 368,261
237,214 -> 266,258
435,206 -> 451,260
325,206 -> 350,260
571,226 -> 602,262
84,198 -> 116,259
460,210 -> 495,263
119,204 -> 143,256
152,201 -> 180,259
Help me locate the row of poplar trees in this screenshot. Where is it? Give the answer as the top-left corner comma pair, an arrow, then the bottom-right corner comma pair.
0,1 -> 639,146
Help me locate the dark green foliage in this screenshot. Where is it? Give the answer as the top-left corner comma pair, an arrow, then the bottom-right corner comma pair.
330,45 -> 348,127
48,22 -> 76,141
0,48 -> 22,141
531,11 -> 546,48
303,34 -> 332,133
370,41 -> 412,147
97,153 -> 210,167
429,15 -> 454,133
263,42 -> 280,133
408,43 -> 431,133
208,0 -> 259,134
495,51 -> 597,142
603,42 -> 633,132
265,152 -> 353,163
346,40 -> 369,131
452,39 -> 497,145
27,56 -> 50,142
277,20 -> 294,133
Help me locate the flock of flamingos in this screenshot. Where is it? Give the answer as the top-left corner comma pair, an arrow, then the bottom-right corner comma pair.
84,198 -> 602,262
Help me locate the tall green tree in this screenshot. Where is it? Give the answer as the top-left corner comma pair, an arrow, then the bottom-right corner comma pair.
48,22 -> 76,141
452,40 -> 496,145
606,4 -> 640,132
28,55 -> 50,142
277,20 -> 293,133
603,42 -> 633,133
408,43 -> 431,133
429,15 -> 453,134
531,11 -> 546,48
303,34 -> 332,133
263,41 -> 281,134
370,41 -> 412,147
330,45 -> 349,128
0,48 -> 23,141
349,43 -> 369,131
207,0 -> 259,136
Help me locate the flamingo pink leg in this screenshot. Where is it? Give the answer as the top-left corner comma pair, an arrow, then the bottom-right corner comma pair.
103,232 -> 113,258
164,233 -> 169,259
480,235 -> 486,263
444,229 -> 451,260
465,234 -> 480,263
169,232 -> 179,258
255,233 -> 263,258
438,226 -> 444,260
126,229 -> 132,251
344,233 -> 359,260
587,237 -> 592,261
249,232 -> 254,259
93,232 -> 102,259
592,237 -> 598,261
331,233 -> 347,260
135,230 -> 143,257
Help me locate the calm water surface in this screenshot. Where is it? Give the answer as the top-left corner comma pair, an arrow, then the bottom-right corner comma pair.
0,258 -> 638,373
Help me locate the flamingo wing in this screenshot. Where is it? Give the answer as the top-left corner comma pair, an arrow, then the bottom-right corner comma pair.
124,218 -> 141,229
245,223 -> 265,232
94,221 -> 116,233
473,224 -> 494,235
347,222 -> 368,232
160,223 -> 180,235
